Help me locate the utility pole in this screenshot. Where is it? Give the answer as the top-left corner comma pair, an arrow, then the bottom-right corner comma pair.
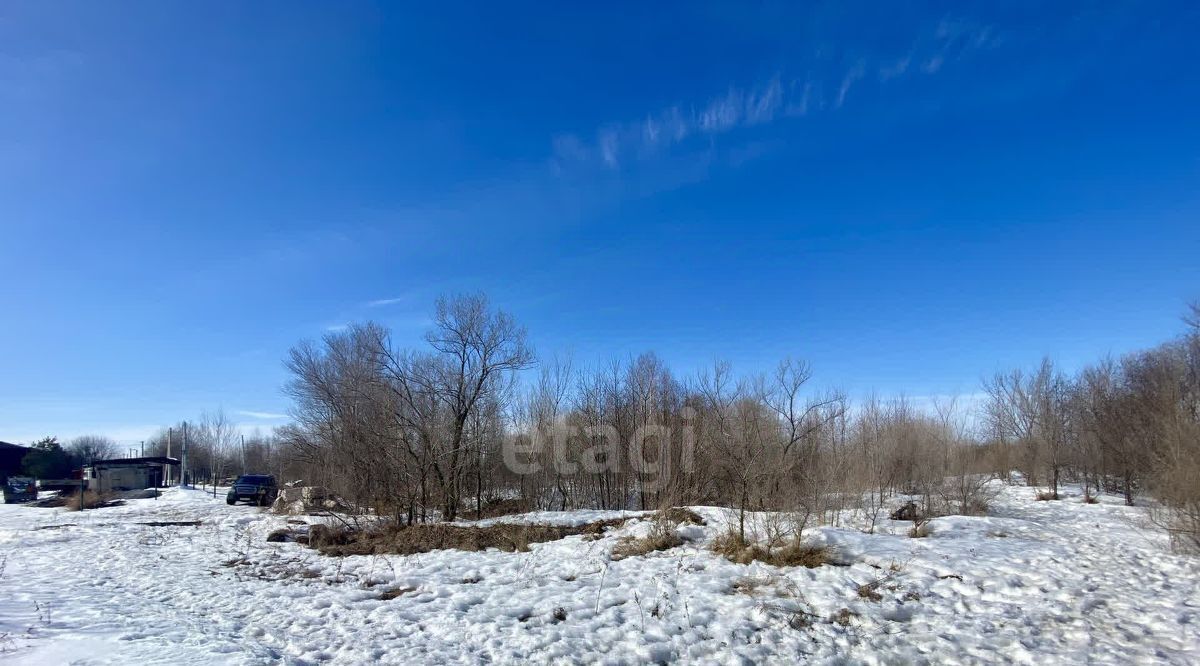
140,440 -> 144,457
240,434 -> 246,474
167,427 -> 173,485
181,421 -> 190,489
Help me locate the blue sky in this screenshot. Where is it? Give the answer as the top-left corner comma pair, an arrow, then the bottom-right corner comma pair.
2,2 -> 1198,444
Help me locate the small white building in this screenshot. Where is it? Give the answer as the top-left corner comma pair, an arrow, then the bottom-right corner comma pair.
83,457 -> 180,493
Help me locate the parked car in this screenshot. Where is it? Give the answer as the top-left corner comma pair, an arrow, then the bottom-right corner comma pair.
226,474 -> 279,506
3,476 -> 37,504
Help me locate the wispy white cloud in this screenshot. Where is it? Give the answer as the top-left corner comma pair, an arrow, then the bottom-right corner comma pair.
324,323 -> 348,332
365,296 -> 408,308
553,77 -> 797,172
235,410 -> 288,420
834,61 -> 866,109
921,17 -> 1002,75
878,56 -> 913,81
549,14 -> 1003,176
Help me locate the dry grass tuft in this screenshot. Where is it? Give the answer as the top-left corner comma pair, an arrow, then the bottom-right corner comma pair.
611,515 -> 687,560
710,531 -> 753,562
856,581 -> 884,602
1035,490 -> 1059,501
611,531 -> 683,560
771,543 -> 830,568
710,530 -> 828,568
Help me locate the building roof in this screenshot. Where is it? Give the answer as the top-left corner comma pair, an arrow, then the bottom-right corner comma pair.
90,456 -> 181,467
0,441 -> 30,451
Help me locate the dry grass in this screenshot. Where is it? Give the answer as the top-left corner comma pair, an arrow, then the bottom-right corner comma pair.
308,517 -> 631,556
1035,490 -> 1059,501
610,510 -> 699,560
62,490 -> 121,511
832,608 -> 857,626
710,531 -> 829,568
653,507 -> 705,525
908,521 -> 931,538
730,576 -> 770,595
611,530 -> 683,560
856,581 -> 883,602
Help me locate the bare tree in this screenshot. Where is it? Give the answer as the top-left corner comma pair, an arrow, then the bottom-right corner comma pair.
67,435 -> 118,465
198,409 -> 238,493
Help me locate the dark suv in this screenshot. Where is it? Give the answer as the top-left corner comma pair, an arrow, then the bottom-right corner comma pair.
226,474 -> 279,506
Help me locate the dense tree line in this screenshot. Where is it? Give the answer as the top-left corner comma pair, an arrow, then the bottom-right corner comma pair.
18,435 -> 120,479
141,411 -> 291,487
23,295 -> 1193,553
276,294 -> 988,540
982,303 -> 1200,551
278,294 -> 1199,552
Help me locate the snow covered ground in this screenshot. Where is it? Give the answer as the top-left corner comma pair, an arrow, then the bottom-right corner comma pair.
1,483 -> 1197,665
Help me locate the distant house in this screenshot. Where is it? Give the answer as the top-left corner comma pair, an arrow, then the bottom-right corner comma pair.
0,441 -> 32,482
84,457 -> 180,492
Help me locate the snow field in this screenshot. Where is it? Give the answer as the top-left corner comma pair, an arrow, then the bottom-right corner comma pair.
0,483 -> 1197,664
